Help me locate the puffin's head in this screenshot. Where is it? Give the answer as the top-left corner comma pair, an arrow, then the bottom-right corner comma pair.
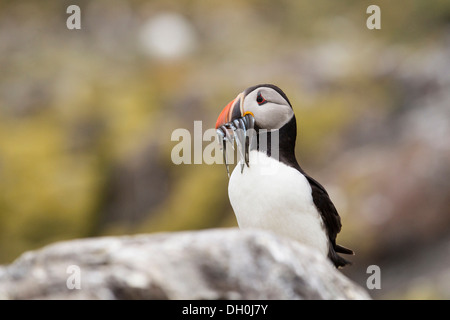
215,84 -> 294,131
215,84 -> 295,176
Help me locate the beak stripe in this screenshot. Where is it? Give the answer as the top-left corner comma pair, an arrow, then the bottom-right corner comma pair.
215,92 -> 245,129
215,99 -> 235,129
231,97 -> 242,122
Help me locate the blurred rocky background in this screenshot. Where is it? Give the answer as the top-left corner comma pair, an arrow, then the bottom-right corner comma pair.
0,0 -> 449,299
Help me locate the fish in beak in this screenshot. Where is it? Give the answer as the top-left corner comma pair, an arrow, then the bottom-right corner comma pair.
215,92 -> 255,177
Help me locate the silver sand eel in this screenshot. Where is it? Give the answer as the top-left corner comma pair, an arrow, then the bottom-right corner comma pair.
216,113 -> 255,177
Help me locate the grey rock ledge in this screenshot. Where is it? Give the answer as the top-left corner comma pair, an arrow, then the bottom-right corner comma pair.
0,228 -> 370,299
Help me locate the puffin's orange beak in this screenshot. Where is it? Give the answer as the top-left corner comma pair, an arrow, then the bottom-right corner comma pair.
215,93 -> 244,129
216,92 -> 255,177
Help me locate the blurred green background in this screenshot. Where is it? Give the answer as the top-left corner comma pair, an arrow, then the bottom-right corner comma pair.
1,0 -> 450,299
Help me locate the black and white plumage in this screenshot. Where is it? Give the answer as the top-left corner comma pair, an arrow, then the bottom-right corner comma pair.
216,84 -> 353,268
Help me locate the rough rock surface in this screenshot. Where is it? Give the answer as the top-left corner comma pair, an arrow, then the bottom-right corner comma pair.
0,229 -> 370,300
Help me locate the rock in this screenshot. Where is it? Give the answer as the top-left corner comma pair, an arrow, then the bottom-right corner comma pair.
0,229 -> 370,300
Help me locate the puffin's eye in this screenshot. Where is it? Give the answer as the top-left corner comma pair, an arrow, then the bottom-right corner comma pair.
256,93 -> 267,105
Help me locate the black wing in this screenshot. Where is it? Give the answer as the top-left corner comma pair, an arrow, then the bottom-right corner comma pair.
273,116 -> 353,267
303,173 -> 354,268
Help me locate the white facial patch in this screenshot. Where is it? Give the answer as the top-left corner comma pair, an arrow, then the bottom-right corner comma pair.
243,87 -> 294,130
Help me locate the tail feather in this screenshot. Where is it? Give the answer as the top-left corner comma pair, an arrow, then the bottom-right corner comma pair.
329,244 -> 354,268
335,244 -> 354,255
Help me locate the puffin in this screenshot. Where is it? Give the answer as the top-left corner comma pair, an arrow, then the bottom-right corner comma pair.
215,84 -> 353,268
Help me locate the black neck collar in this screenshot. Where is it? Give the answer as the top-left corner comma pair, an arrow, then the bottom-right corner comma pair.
254,116 -> 303,172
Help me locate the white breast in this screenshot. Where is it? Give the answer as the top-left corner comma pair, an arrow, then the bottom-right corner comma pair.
228,150 -> 329,257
